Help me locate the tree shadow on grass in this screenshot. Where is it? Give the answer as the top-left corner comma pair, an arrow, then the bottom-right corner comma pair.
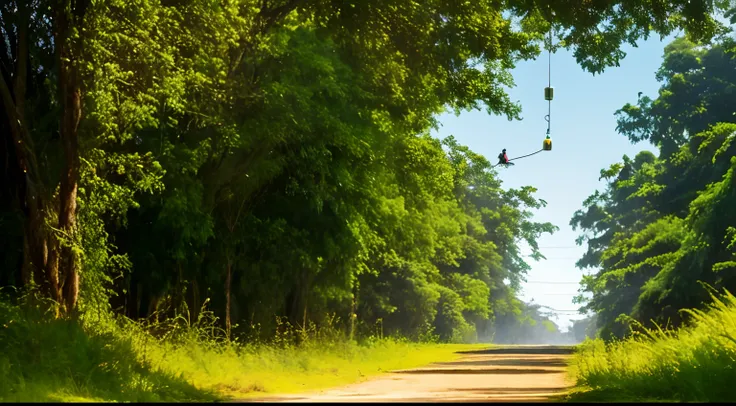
0,305 -> 222,403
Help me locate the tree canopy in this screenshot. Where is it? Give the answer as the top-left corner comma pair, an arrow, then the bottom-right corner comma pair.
1,0 -> 729,342
572,28 -> 736,339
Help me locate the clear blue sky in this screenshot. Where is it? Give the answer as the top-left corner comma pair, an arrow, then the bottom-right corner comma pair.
431,35 -> 675,331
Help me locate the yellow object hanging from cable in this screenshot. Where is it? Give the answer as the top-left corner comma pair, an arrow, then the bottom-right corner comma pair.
543,135 -> 552,151
494,23 -> 555,169
542,23 -> 553,153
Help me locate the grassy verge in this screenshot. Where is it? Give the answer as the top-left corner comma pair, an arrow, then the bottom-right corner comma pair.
0,298 -> 488,402
564,290 -> 736,403
199,341 -> 488,399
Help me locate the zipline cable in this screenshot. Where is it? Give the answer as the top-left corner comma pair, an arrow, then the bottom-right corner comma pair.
544,24 -> 552,138
511,148 -> 544,161
493,148 -> 544,167
495,21 -> 554,168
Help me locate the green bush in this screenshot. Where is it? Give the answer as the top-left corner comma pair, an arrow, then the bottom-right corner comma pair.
569,289 -> 736,402
0,296 -> 215,402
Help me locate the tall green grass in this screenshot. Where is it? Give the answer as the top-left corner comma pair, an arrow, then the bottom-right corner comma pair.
567,290 -> 736,402
0,297 -> 220,402
0,295 -> 485,402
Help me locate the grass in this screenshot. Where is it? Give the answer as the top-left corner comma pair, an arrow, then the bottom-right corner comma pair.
564,289 -> 736,403
187,341 -> 487,399
0,297 -> 489,402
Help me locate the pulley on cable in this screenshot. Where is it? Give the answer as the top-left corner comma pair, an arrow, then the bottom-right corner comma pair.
494,23 -> 555,168
542,22 -> 554,152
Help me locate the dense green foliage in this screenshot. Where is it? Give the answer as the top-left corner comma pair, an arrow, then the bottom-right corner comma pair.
565,9 -> 736,403
1,0 -> 729,350
572,21 -> 736,339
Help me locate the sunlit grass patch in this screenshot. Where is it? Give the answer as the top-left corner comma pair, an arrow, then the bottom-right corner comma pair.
0,296 -> 489,402
566,290 -> 736,402
129,313 -> 489,399
0,299 -> 218,402
157,340 -> 488,399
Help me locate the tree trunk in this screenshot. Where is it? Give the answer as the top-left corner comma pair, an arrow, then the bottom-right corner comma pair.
302,290 -> 308,334
135,282 -> 143,319
173,261 -> 185,319
350,283 -> 357,341
0,6 -> 57,304
148,295 -> 160,322
225,258 -> 232,339
0,0 -> 88,316
53,0 -> 90,317
191,277 -> 200,324
54,14 -> 83,316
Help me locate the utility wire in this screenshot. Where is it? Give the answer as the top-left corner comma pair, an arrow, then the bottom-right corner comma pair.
539,305 -> 583,313
544,25 -> 552,137
493,27 -> 554,168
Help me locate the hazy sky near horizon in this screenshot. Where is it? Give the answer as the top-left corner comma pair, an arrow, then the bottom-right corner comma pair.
431,34 -> 675,332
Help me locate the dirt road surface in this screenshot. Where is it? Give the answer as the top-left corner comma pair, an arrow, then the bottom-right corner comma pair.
246,345 -> 575,403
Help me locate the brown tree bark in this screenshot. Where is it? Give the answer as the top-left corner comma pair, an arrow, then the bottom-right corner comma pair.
191,277 -> 201,324
0,4 -> 58,304
53,0 -> 88,316
302,291 -> 308,335
225,258 -> 233,339
350,283 -> 358,341
148,295 -> 161,322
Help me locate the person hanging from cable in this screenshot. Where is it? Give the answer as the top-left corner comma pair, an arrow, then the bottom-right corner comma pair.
493,24 -> 555,170
497,149 -> 507,165
497,149 -> 514,166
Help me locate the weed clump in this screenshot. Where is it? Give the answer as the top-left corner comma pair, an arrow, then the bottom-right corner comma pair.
0,295 -> 216,402
569,290 -> 736,402
0,294 -> 471,402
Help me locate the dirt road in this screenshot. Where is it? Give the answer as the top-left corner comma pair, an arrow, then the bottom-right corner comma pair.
247,345 -> 575,403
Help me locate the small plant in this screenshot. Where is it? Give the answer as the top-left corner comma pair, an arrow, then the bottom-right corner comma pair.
1,291 -> 479,402
568,289 -> 736,402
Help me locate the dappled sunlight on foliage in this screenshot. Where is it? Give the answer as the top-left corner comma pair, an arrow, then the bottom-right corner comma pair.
564,20 -> 736,402
572,34 -> 736,339
0,0 -> 733,401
